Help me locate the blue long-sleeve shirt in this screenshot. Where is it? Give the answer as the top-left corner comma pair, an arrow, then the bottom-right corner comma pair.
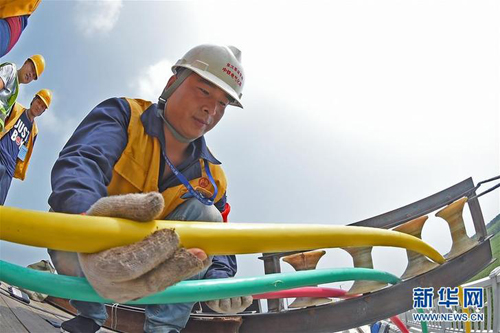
0,15 -> 29,58
49,97 -> 236,279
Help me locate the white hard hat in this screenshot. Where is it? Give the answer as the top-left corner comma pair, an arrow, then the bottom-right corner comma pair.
172,44 -> 244,108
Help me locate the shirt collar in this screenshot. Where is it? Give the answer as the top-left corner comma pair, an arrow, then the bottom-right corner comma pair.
141,103 -> 221,165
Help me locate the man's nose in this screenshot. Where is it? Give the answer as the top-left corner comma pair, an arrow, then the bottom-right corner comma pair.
202,102 -> 218,116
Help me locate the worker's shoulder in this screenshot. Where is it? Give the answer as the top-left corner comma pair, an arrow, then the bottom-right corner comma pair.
0,62 -> 15,69
120,97 -> 154,111
0,62 -> 16,77
86,97 -> 135,126
13,101 -> 26,110
11,102 -> 26,116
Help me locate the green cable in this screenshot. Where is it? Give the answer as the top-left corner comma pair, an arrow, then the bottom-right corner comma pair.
417,308 -> 428,333
0,260 -> 400,305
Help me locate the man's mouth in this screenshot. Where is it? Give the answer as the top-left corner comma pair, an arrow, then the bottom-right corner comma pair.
194,117 -> 209,126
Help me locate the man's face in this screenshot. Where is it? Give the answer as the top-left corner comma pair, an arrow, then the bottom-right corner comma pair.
18,60 -> 37,84
165,73 -> 230,140
29,97 -> 47,118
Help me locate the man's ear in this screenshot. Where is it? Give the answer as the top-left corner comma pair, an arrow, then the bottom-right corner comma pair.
164,75 -> 177,91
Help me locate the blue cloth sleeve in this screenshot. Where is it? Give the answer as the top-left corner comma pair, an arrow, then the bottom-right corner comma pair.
206,255 -> 237,279
214,192 -> 227,212
0,19 -> 11,58
48,98 -> 130,214
20,15 -> 28,30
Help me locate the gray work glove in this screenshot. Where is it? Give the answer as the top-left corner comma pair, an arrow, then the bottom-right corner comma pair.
78,192 -> 211,303
205,296 -> 253,314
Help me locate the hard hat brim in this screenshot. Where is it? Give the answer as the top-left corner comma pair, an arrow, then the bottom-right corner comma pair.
28,55 -> 45,80
36,95 -> 49,108
27,58 -> 39,80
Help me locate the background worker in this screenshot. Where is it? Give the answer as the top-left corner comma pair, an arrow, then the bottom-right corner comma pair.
0,0 -> 42,58
48,44 -> 252,333
0,88 -> 51,205
0,54 -> 45,131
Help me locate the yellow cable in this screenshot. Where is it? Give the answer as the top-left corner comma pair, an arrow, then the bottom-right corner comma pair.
0,206 -> 445,263
458,285 -> 471,333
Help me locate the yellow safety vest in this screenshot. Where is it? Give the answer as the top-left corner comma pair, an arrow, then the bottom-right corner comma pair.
0,0 -> 41,19
107,98 -> 227,219
0,103 -> 38,180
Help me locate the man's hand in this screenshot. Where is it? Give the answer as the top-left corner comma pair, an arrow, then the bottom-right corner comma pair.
205,296 -> 253,314
85,192 -> 165,222
78,192 -> 210,303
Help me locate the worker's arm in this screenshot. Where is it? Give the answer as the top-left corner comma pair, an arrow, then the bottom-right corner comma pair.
206,254 -> 237,279
0,16 -> 29,58
0,62 -> 15,91
49,98 -> 131,214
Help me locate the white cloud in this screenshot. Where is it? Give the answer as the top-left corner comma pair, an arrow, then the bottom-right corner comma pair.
36,97 -> 78,145
135,59 -> 173,102
15,88 -> 31,109
74,0 -> 123,37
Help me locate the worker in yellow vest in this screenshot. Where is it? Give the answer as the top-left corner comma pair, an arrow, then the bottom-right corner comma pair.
0,88 -> 51,204
48,44 -> 252,333
0,54 -> 46,131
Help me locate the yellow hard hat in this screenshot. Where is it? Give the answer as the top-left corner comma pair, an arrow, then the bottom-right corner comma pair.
36,89 -> 52,108
28,54 -> 45,80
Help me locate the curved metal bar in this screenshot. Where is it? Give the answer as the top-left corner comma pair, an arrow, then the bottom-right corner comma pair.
261,178 -> 485,261
239,239 -> 493,333
350,178 -> 475,229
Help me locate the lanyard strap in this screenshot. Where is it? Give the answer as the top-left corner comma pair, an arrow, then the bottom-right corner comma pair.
164,154 -> 218,206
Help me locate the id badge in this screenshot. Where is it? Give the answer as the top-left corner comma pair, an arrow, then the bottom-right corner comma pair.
18,145 -> 28,161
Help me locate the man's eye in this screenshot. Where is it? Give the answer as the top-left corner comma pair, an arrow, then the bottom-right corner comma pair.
199,88 -> 209,95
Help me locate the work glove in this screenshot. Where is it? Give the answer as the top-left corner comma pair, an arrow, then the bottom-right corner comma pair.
77,192 -> 211,303
205,296 -> 253,314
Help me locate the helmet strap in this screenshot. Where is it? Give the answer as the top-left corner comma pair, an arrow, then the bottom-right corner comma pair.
157,69 -> 194,143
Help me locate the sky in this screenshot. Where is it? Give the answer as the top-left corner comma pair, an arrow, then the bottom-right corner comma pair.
0,0 -> 499,300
